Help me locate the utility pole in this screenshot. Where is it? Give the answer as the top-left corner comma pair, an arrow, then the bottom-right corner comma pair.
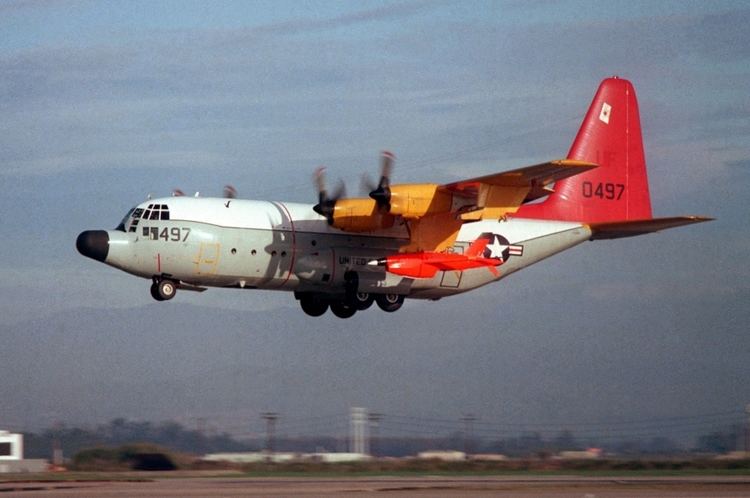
350,407 -> 368,455
461,414 -> 477,457
261,412 -> 279,462
368,413 -> 383,457
51,421 -> 63,467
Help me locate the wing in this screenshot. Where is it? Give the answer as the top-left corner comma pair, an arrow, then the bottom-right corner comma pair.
314,156 -> 597,252
396,159 -> 597,251
439,159 -> 597,220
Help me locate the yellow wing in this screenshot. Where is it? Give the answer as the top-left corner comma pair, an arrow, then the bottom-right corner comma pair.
439,159 -> 597,220
398,159 -> 597,252
317,157 -> 597,252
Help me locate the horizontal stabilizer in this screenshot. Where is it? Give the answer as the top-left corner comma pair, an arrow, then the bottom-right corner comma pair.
589,216 -> 713,240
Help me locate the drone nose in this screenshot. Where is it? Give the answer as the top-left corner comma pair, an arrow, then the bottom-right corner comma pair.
76,230 -> 109,262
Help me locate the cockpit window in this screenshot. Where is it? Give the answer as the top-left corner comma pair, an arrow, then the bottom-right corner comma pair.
115,208 -> 135,232
116,204 -> 171,233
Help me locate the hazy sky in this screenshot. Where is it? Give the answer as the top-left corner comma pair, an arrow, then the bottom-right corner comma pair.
1,1 -> 748,442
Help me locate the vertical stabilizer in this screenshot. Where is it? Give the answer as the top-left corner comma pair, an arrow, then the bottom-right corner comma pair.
516,77 -> 653,223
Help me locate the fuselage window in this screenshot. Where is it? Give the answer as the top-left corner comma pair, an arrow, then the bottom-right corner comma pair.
149,210 -> 159,220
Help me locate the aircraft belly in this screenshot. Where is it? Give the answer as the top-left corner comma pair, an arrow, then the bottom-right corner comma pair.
123,219 -> 408,292
107,214 -> 590,300
293,233 -> 405,294
408,222 -> 592,300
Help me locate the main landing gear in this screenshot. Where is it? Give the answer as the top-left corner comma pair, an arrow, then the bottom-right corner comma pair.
150,278 -> 177,301
296,292 -> 404,319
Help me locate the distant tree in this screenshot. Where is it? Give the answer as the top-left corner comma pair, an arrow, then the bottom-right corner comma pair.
696,426 -> 742,454
552,430 -> 579,451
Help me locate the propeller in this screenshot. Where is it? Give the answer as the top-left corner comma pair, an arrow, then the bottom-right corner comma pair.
223,185 -> 237,199
312,167 -> 346,224
368,151 -> 394,211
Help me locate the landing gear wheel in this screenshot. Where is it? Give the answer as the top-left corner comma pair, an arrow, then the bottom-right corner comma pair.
330,301 -> 357,319
300,297 -> 328,317
150,283 -> 165,301
348,292 -> 374,311
376,293 -> 404,312
155,279 -> 177,301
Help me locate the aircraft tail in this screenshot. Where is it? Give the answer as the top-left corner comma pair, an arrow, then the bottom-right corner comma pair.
517,77 -> 653,223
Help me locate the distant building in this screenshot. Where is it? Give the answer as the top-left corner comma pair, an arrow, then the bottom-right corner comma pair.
203,452 -> 296,464
417,450 -> 466,461
471,453 -> 508,462
203,452 -> 370,464
0,431 -> 46,473
556,448 -> 603,460
0,431 -> 23,461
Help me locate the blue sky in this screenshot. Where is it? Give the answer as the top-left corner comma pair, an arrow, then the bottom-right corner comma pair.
1,1 -> 748,437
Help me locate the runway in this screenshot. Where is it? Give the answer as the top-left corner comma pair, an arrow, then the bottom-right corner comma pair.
2,475 -> 750,497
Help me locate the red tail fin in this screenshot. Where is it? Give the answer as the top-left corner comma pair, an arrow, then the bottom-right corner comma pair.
517,77 -> 652,223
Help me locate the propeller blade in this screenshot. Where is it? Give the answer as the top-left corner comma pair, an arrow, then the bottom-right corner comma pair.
331,179 -> 346,201
312,166 -> 342,224
380,150 -> 394,187
313,166 -> 327,202
360,172 -> 377,196
223,185 -> 237,199
369,150 -> 395,210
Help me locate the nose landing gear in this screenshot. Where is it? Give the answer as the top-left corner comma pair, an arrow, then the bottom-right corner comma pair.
150,278 -> 177,301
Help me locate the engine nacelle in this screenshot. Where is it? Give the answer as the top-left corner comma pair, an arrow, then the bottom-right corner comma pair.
388,184 -> 453,219
332,198 -> 395,232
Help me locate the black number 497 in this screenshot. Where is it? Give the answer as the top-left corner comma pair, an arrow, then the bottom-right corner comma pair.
143,226 -> 191,241
582,181 -> 624,200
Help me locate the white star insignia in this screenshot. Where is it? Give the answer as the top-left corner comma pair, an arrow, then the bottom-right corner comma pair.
486,236 -> 507,260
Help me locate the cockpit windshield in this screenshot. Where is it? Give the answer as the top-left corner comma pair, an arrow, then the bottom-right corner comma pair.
115,207 -> 135,232
115,204 -> 171,232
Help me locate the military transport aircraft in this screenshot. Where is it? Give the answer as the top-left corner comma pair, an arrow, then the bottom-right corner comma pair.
77,77 -> 710,318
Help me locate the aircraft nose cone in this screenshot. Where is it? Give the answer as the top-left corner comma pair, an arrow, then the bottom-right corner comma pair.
76,230 -> 109,262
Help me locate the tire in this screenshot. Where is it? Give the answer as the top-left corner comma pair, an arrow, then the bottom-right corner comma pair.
330,301 -> 357,319
150,283 -> 165,302
348,292 -> 374,311
300,296 -> 328,317
376,293 -> 404,312
157,279 -> 177,301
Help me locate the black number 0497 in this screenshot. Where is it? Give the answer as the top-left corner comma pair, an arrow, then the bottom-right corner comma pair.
582,181 -> 625,200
